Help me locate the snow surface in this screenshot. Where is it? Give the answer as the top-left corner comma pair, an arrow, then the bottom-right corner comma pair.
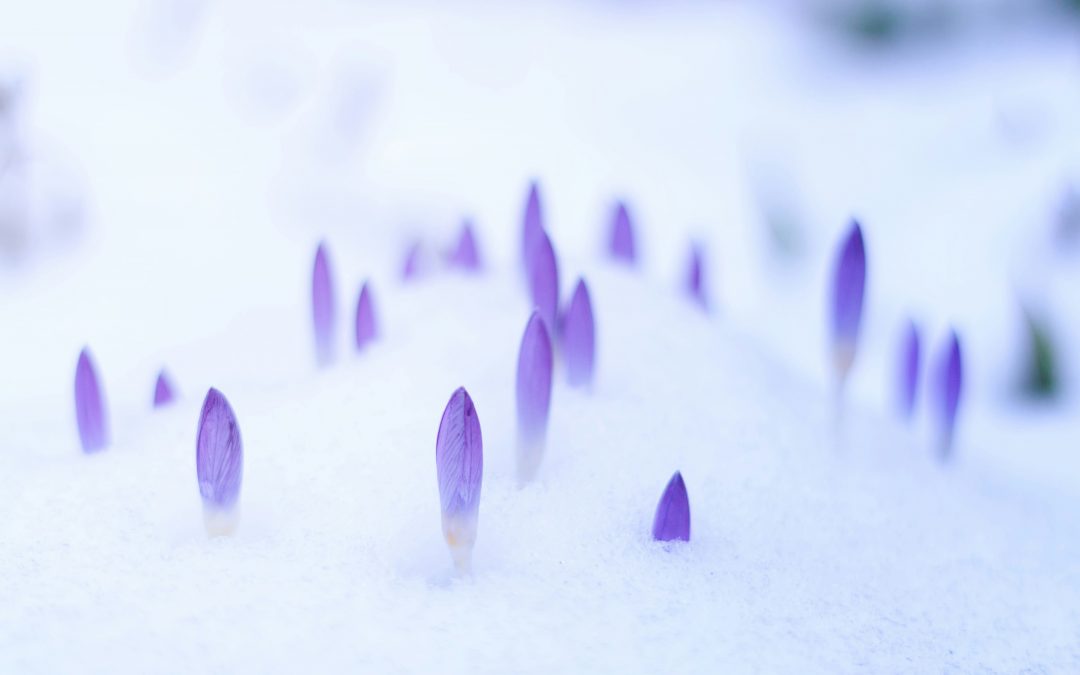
2,0 -> 1080,672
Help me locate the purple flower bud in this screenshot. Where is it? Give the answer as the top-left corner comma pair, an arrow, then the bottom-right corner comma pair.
562,278 -> 595,388
685,242 -> 708,310
312,242 -> 336,367
448,220 -> 481,271
935,330 -> 963,460
74,348 -> 109,453
402,242 -> 422,281
526,229 -> 559,334
521,181 -> 543,271
516,311 -> 553,484
897,320 -> 920,419
652,471 -> 690,542
354,281 -> 377,351
830,220 -> 866,384
609,200 -> 636,263
196,388 -> 243,535
436,387 -> 483,571
153,369 -> 176,408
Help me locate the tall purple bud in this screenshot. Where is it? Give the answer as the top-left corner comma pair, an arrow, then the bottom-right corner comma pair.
515,311 -> 553,484
829,220 -> 866,386
153,369 -> 176,408
935,330 -> 963,460
897,320 -> 920,419
685,242 -> 708,310
527,229 -> 559,334
652,471 -> 690,542
521,181 -> 543,272
562,278 -> 595,388
355,281 -> 377,351
74,348 -> 109,453
449,220 -> 481,271
312,242 -> 336,367
196,388 -> 243,536
435,387 -> 483,572
609,200 -> 637,264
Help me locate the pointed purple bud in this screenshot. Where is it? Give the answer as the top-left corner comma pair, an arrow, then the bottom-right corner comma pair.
562,278 -> 595,388
652,471 -> 690,542
521,181 -> 543,271
526,229 -> 559,334
829,220 -> 866,384
935,330 -> 963,460
196,388 -> 243,535
153,369 -> 176,408
609,200 -> 637,263
312,242 -> 336,367
402,242 -> 422,281
685,242 -> 708,310
436,387 -> 483,571
448,220 -> 481,271
897,320 -> 920,419
354,281 -> 377,351
515,311 -> 553,484
74,348 -> 109,453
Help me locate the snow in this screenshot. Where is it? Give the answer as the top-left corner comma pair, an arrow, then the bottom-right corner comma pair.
2,0 -> 1079,672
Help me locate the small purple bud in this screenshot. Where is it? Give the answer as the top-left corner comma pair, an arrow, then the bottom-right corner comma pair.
685,242 -> 708,310
448,220 -> 481,271
402,242 -> 422,281
521,181 -> 543,271
196,388 -> 243,535
609,200 -> 637,263
935,330 -> 963,460
515,311 -> 553,484
897,320 -> 920,419
74,348 -> 109,453
830,220 -> 866,384
526,229 -> 559,334
312,242 -> 336,367
354,281 -> 377,351
652,471 -> 690,542
436,387 -> 483,571
562,278 -> 595,388
153,369 -> 177,408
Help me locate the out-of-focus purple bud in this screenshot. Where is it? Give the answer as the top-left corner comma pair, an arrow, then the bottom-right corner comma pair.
652,471 -> 690,542
402,242 -> 422,281
153,369 -> 176,408
449,220 -> 481,271
685,242 -> 708,310
74,347 -> 109,453
355,281 -> 377,351
897,320 -> 920,419
521,181 -> 543,272
609,200 -> 637,263
935,330 -> 963,460
527,229 -> 559,333
436,386 -> 483,571
196,388 -> 243,535
516,311 -> 553,484
829,220 -> 866,384
562,278 -> 595,388
312,242 -> 336,367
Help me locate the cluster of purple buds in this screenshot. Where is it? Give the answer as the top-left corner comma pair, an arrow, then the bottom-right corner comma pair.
196,388 -> 244,536
829,220 -> 866,390
74,348 -> 109,453
435,387 -> 483,572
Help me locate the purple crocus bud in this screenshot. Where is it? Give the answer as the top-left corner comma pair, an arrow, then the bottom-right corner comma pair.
354,281 -> 377,351
312,242 -> 336,367
196,388 -> 243,536
652,471 -> 690,542
935,330 -> 963,460
829,220 -> 866,385
521,181 -> 543,271
609,200 -> 636,263
685,242 -> 707,310
527,229 -> 559,333
153,369 -> 176,408
402,242 -> 422,281
562,278 -> 595,388
436,387 -> 483,572
897,320 -> 920,419
448,220 -> 481,271
515,311 -> 553,484
74,347 -> 109,453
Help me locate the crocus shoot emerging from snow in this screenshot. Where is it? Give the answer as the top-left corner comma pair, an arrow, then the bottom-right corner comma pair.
516,311 -> 553,484
436,387 -> 483,573
897,320 -> 920,419
311,241 -> 336,368
355,281 -> 377,351
74,347 -> 109,453
935,330 -> 963,460
685,242 -> 708,310
527,229 -> 560,335
829,220 -> 866,388
609,200 -> 637,263
652,472 -> 690,542
448,220 -> 481,271
562,278 -> 595,388
402,242 -> 422,281
153,369 -> 176,408
521,181 -> 543,272
196,388 -> 243,536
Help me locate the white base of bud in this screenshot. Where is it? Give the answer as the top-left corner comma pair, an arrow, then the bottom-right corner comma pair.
442,513 -> 477,574
203,505 -> 240,537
